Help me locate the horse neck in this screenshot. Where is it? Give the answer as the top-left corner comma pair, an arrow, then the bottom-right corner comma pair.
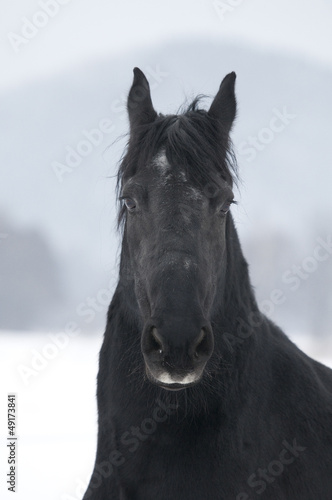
222,214 -> 259,323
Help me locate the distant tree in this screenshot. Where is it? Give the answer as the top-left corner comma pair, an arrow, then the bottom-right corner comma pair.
0,213 -> 67,331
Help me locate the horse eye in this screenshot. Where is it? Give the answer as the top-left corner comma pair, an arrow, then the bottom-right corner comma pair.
123,198 -> 136,211
220,200 -> 233,215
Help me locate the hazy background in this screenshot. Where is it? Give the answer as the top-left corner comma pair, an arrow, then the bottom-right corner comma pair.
1,1 -> 332,498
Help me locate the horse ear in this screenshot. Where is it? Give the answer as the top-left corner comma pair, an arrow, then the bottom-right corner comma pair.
208,72 -> 237,133
127,67 -> 157,129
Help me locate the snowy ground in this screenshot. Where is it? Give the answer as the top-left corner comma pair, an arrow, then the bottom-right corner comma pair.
0,331 -> 102,500
0,330 -> 331,500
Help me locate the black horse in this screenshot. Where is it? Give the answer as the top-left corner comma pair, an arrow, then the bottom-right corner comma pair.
83,68 -> 332,499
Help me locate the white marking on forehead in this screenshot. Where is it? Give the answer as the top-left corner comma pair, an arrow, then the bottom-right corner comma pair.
187,186 -> 202,201
152,149 -> 203,204
183,257 -> 192,270
153,150 -> 187,183
178,171 -> 187,182
153,150 -> 170,175
157,372 -> 199,385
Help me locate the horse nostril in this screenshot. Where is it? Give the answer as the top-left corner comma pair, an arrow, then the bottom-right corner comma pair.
194,328 -> 213,360
142,324 -> 166,358
150,327 -> 164,355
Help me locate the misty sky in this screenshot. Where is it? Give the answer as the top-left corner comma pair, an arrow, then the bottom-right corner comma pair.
2,0 -> 332,91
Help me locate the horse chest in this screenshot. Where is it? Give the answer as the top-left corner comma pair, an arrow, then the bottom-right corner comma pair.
115,420 -> 243,499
